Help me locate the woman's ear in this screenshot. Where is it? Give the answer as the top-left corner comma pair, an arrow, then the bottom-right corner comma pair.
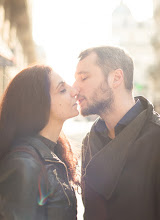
110,69 -> 124,89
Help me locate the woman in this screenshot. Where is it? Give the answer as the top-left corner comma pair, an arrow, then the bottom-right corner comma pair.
0,65 -> 79,219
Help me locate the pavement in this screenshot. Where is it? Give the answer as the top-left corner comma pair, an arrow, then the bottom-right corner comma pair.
63,118 -> 93,220
63,118 -> 93,149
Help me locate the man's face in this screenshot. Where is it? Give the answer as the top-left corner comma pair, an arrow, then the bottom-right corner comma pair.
73,52 -> 114,116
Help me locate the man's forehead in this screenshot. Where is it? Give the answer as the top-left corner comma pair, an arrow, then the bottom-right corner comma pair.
79,52 -> 97,63
76,53 -> 98,70
75,61 -> 91,78
74,52 -> 99,78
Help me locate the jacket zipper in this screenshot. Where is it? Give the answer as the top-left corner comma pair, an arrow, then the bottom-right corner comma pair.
45,159 -> 71,206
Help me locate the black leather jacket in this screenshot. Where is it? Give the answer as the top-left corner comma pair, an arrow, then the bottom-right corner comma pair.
0,136 -> 77,220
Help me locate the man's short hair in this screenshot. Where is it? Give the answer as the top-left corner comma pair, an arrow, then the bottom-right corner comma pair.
78,46 -> 134,90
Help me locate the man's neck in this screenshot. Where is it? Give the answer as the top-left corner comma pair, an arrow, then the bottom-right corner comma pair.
101,95 -> 135,139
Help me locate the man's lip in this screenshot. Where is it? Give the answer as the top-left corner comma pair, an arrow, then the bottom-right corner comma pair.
78,98 -> 85,105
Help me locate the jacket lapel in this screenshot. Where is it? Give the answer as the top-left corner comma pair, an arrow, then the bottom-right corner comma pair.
20,137 -> 59,161
84,109 -> 147,200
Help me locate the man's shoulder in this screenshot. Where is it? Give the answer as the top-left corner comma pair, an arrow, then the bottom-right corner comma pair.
150,110 -> 160,127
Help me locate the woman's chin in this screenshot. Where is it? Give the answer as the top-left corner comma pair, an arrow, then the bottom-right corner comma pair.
70,110 -> 79,119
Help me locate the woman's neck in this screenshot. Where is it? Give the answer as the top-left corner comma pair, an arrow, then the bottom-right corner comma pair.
39,119 -> 63,143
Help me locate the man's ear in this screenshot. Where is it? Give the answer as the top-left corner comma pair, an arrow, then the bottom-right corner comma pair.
108,69 -> 124,89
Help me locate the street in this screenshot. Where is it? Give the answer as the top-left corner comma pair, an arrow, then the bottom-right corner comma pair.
63,118 -> 93,220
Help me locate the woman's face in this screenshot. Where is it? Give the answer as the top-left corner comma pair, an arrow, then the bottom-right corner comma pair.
49,71 -> 79,122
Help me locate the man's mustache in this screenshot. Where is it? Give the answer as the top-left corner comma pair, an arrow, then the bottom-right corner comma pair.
76,94 -> 86,101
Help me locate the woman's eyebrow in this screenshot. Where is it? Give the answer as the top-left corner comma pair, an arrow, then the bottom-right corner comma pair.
56,81 -> 65,89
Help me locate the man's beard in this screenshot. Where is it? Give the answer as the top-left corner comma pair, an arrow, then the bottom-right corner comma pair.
81,84 -> 114,116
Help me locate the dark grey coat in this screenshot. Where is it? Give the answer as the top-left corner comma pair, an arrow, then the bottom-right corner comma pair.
82,96 -> 160,220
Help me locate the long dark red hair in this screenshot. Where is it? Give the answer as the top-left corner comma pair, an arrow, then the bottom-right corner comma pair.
0,65 -> 78,184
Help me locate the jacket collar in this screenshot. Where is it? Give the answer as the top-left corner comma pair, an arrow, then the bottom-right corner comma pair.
117,98 -> 144,126
84,96 -> 153,200
93,98 -> 144,139
19,136 -> 60,161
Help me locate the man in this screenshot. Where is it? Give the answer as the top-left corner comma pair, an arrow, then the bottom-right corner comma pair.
73,46 -> 160,220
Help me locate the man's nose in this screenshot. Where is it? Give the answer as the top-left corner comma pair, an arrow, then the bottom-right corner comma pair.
72,80 -> 80,91
70,86 -> 79,97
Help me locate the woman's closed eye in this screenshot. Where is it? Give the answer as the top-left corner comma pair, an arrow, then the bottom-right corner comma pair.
60,88 -> 66,93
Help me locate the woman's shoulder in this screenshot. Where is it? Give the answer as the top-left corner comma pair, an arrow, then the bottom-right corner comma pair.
0,142 -> 43,175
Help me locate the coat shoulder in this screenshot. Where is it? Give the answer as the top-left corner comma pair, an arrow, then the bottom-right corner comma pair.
151,111 -> 160,127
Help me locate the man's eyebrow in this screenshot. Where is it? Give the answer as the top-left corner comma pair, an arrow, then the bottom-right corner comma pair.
56,81 -> 65,89
76,71 -> 89,75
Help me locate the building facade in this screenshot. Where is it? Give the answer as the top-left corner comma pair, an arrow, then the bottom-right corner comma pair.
112,1 -> 154,102
150,0 -> 160,112
0,0 -> 36,96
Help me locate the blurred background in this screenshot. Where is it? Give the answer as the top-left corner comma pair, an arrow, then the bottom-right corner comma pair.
0,0 -> 160,219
